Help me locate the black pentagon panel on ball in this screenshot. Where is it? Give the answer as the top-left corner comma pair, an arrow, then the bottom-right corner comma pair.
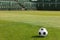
41,28 -> 44,30
39,32 -> 41,35
43,32 -> 46,35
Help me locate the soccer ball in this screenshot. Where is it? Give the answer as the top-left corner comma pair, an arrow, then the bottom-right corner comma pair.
38,27 -> 48,37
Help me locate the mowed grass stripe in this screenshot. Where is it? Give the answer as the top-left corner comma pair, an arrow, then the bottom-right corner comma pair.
0,12 -> 60,27
0,20 -> 60,40
0,11 -> 60,16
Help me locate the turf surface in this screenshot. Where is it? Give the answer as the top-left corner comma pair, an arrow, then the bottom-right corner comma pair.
0,11 -> 60,40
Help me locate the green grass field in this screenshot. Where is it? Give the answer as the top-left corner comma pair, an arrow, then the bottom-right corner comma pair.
0,11 -> 60,40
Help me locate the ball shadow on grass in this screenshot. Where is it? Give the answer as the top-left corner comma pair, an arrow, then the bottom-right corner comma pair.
32,35 -> 45,38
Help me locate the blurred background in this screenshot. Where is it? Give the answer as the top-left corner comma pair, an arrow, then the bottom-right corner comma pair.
0,0 -> 60,10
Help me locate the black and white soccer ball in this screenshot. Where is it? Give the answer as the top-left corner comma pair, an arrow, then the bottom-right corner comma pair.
38,27 -> 48,37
